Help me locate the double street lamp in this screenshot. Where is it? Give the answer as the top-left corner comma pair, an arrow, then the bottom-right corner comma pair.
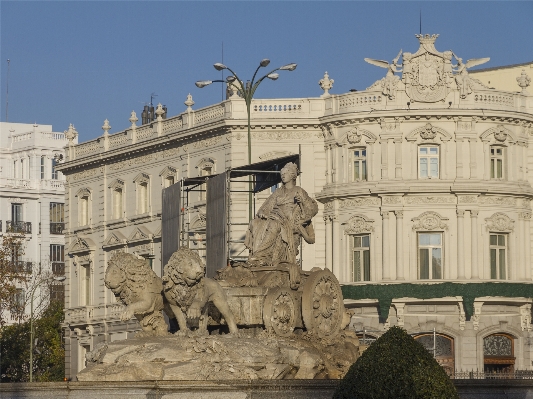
196,59 -> 297,221
29,275 -> 65,382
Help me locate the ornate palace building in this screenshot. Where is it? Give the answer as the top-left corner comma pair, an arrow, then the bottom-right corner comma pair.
57,35 -> 533,378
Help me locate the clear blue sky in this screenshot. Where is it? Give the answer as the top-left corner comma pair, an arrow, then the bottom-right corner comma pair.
1,1 -> 532,142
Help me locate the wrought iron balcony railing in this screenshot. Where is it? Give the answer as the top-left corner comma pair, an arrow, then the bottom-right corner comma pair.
10,260 -> 33,274
52,262 -> 65,275
6,221 -> 32,234
50,222 -> 65,235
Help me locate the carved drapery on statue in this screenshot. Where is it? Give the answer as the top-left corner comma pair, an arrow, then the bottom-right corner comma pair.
245,162 -> 319,267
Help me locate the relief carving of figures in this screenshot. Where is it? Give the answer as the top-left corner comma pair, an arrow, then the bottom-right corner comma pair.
364,50 -> 402,100
453,55 -> 490,99
245,162 -> 318,267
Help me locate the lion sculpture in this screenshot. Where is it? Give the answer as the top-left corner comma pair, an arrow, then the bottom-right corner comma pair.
162,247 -> 238,334
104,252 -> 168,337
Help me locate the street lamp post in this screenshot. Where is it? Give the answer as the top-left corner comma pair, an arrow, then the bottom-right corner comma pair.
196,59 -> 297,221
29,275 -> 66,382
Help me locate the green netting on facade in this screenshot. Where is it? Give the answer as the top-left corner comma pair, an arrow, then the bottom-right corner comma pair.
341,282 -> 533,320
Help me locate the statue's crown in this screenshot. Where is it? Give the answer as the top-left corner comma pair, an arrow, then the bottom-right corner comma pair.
415,34 -> 439,44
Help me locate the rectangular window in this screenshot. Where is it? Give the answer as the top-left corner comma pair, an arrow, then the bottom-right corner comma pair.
353,149 -> 367,181
200,167 -> 212,201
40,156 -> 45,179
50,202 -> 64,234
138,183 -> 148,214
20,159 -> 24,179
352,235 -> 370,281
13,160 -> 17,178
113,189 -> 123,219
12,203 -> 22,223
418,232 -> 443,279
419,146 -> 439,179
50,244 -> 65,275
490,234 -> 507,279
14,288 -> 25,308
164,176 -> 175,188
80,196 -> 89,226
82,264 -> 91,305
490,147 -> 504,179
51,158 -> 58,180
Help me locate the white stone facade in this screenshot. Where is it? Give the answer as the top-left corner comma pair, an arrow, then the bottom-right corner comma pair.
58,35 -> 533,378
0,122 -> 72,324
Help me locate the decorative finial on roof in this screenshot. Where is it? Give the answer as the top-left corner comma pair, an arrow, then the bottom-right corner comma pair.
129,111 -> 138,127
517,69 -> 531,94
155,103 -> 165,118
415,34 -> 439,44
184,93 -> 195,111
64,123 -> 78,142
102,119 -> 111,135
319,72 -> 334,97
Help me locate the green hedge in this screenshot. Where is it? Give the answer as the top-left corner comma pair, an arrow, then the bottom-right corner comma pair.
342,282 -> 533,321
333,326 -> 459,399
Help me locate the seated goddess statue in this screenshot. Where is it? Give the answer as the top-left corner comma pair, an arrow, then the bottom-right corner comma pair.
244,162 -> 318,267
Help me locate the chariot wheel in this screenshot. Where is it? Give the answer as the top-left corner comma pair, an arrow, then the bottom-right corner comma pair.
263,287 -> 297,337
302,269 -> 344,338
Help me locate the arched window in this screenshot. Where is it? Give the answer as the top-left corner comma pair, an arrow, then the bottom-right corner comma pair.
414,333 -> 454,375
483,333 -> 515,372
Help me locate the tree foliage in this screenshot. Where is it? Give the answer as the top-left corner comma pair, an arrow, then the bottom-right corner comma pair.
333,326 -> 459,399
0,232 -> 27,326
0,300 -> 65,382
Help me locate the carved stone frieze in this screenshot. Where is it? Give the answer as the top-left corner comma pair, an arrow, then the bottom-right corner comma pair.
340,197 -> 380,209
259,151 -> 294,161
346,127 -> 362,144
520,304 -> 532,332
71,167 -> 103,181
458,195 -> 478,204
485,212 -> 515,232
406,196 -> 455,204
324,202 -> 334,211
252,131 -> 313,140
412,211 -> 449,231
407,122 -> 451,142
480,125 -> 514,143
343,215 -> 375,235
478,196 -> 516,206
382,196 -> 402,205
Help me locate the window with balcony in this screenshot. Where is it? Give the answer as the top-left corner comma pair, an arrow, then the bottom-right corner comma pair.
490,146 -> 504,179
351,234 -> 370,281
7,203 -> 31,233
50,202 -> 64,234
353,149 -> 367,181
418,146 -> 439,179
418,232 -> 443,279
50,244 -> 65,276
490,233 -> 507,280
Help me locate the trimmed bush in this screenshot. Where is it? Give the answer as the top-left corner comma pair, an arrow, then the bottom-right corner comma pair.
333,326 -> 459,399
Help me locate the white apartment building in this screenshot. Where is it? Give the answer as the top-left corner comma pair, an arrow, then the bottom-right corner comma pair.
58,35 -> 533,379
0,122 -> 73,324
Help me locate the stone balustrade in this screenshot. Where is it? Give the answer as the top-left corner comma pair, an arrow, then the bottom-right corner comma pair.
64,303 -> 125,324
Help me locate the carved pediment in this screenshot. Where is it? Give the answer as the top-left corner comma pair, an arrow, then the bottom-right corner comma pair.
412,211 -> 449,231
128,227 -> 152,243
75,187 -> 91,198
340,126 -> 377,145
485,212 -> 515,232
343,215 -> 375,235
159,166 -> 177,178
406,123 -> 452,142
480,125 -> 515,143
68,236 -> 95,254
103,232 -> 127,248
153,224 -> 162,238
190,213 -> 207,231
108,179 -> 125,190
133,172 -> 150,184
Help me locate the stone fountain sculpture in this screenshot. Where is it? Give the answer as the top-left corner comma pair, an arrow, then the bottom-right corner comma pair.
78,162 -> 358,382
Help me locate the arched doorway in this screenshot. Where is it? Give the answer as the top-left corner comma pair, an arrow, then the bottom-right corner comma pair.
483,333 -> 515,372
414,333 -> 455,375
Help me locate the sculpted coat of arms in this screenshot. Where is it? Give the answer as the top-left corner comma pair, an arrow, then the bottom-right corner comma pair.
365,34 -> 490,103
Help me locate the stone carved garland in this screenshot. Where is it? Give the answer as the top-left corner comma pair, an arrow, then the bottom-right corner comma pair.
485,212 -> 515,232
340,197 -> 380,209
343,215 -> 375,235
412,211 -> 449,231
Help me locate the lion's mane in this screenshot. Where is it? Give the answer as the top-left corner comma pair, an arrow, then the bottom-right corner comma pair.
106,252 -> 152,304
163,247 -> 204,311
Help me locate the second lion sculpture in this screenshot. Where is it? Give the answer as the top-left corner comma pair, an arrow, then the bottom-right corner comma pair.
162,247 -> 238,334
